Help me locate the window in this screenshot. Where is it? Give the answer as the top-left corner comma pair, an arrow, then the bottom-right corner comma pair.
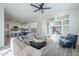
47,22 -> 49,34
47,14 -> 69,36
53,14 -> 69,36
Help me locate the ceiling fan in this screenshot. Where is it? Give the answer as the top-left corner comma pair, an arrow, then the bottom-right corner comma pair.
30,3 -> 51,13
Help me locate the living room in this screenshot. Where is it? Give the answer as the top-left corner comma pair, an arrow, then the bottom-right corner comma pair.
0,3 -> 79,56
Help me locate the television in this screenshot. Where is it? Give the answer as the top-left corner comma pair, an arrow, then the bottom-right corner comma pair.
13,26 -> 18,28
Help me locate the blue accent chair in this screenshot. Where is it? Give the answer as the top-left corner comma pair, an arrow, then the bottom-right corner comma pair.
59,34 -> 78,48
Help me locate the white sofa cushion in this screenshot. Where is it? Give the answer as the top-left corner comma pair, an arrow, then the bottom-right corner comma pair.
22,46 -> 43,56
11,38 -> 44,56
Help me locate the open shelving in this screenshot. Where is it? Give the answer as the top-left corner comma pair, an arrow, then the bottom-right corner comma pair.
47,14 -> 69,36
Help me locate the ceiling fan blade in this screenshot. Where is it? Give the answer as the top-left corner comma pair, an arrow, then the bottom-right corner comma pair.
42,7 -> 51,9
31,4 -> 39,8
34,9 -> 40,12
41,3 -> 44,6
39,3 -> 44,8
39,3 -> 44,6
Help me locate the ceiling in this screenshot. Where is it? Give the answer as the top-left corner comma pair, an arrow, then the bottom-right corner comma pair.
2,3 -> 79,22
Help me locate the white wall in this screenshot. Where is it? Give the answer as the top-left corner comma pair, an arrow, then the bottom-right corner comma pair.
37,8 -> 79,45
0,5 -> 4,48
37,17 -> 45,36
68,8 -> 79,45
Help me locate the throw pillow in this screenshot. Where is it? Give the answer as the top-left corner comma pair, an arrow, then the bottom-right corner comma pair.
23,39 -> 31,45
30,41 -> 46,49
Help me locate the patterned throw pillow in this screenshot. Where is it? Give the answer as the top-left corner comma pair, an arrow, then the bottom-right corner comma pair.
23,39 -> 31,45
